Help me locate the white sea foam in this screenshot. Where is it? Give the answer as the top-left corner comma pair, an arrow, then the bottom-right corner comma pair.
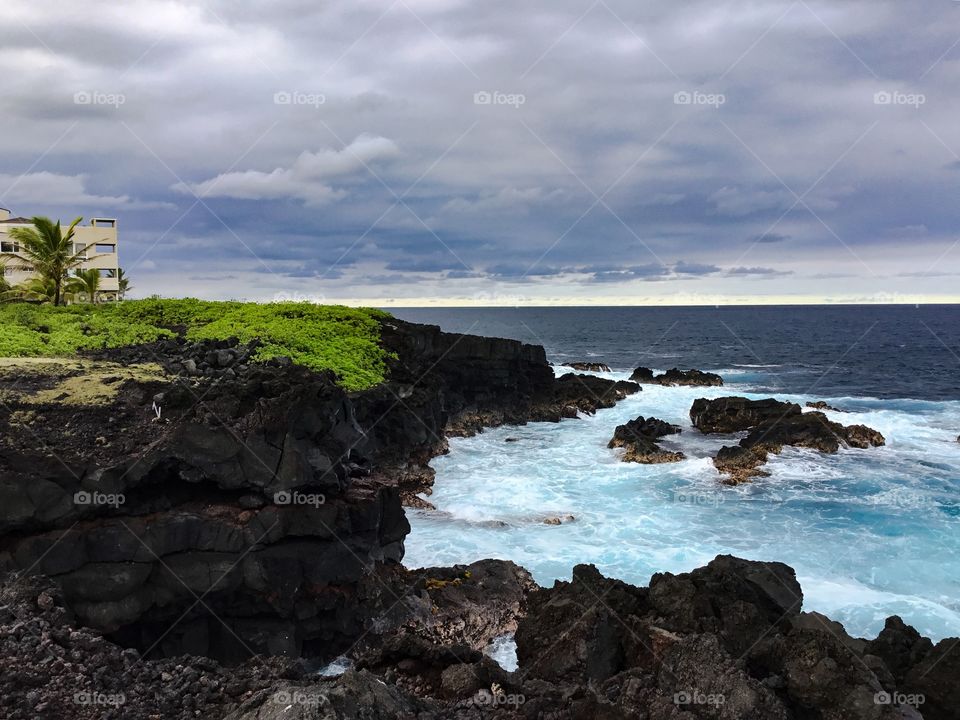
405,370 -> 960,641
484,634 -> 519,671
317,655 -> 352,677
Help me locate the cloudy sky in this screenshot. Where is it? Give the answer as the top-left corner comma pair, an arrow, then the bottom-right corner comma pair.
2,0 -> 959,305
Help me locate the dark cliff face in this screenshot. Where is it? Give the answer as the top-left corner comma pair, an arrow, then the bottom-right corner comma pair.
0,319 -> 563,664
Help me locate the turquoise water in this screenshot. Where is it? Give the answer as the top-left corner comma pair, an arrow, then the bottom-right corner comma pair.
404,367 -> 960,642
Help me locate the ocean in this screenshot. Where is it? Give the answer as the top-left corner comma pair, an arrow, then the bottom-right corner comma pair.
390,305 -> 960,642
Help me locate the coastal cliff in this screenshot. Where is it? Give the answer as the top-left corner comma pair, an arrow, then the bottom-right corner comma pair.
0,314 -> 955,719
0,318 -> 616,663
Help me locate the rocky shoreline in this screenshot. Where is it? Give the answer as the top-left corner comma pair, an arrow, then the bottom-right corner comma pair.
0,321 -> 954,719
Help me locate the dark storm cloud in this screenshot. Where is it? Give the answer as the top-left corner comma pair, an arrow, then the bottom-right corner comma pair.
750,233 -> 791,244
385,256 -> 469,272
674,261 -> 721,276
1,0 -> 958,301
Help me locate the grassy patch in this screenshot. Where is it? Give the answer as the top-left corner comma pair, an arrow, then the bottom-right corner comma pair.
0,300 -> 393,390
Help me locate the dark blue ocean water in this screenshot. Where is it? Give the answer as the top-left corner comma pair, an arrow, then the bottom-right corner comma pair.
390,305 -> 960,401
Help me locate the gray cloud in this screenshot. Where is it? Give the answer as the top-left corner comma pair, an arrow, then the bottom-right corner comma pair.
750,232 -> 791,244
0,0 -> 957,302
726,266 -> 793,276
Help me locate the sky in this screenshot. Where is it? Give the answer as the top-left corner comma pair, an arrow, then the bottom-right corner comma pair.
1,0 -> 959,305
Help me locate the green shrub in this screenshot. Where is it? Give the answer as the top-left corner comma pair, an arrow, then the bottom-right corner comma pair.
0,300 -> 393,390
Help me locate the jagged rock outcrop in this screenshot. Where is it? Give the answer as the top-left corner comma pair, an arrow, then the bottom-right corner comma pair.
690,396 -> 800,433
0,349 -> 412,663
550,374 -> 639,417
631,367 -> 723,386
0,319 -> 639,664
4,555 -> 952,719
0,573 -> 291,720
2,320 -> 946,719
608,416 -> 684,464
511,557 -> 932,720
690,397 -> 885,483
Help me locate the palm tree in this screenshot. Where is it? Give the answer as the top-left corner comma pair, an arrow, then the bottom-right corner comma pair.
117,267 -> 131,301
67,268 -> 101,304
2,216 -> 93,306
8,275 -> 65,304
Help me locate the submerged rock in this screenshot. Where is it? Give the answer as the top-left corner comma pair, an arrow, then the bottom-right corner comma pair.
807,400 -> 847,412
562,361 -> 611,372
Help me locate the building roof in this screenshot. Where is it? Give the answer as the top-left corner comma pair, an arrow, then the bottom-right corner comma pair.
0,217 -> 32,224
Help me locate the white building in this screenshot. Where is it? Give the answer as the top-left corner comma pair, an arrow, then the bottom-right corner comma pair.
0,208 -> 121,301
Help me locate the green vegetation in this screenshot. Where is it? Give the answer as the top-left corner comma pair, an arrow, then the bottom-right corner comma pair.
0,299 -> 393,390
66,268 -> 102,304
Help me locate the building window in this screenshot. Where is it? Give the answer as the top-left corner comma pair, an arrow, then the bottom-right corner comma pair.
91,218 -> 116,228
1,240 -> 19,253
95,243 -> 116,254
99,269 -> 117,279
